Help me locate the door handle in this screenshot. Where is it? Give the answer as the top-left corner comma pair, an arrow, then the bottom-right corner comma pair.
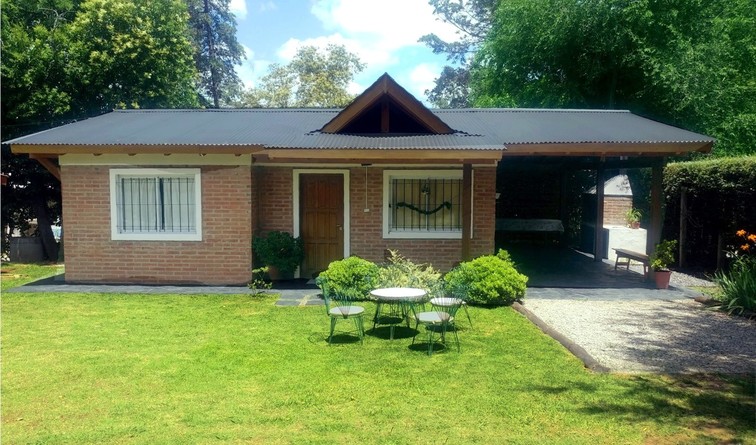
336,225 -> 343,231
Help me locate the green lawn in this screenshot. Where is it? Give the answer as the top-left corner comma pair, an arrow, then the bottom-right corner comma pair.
2,263 -> 754,444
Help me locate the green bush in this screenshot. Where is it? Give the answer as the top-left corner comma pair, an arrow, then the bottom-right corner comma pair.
650,240 -> 677,271
373,250 -> 443,296
663,157 -> 756,271
713,230 -> 756,315
253,231 -> 304,276
714,257 -> 756,315
316,256 -> 379,300
444,249 -> 528,306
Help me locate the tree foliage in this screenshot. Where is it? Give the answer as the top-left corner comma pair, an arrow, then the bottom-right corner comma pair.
1,0 -> 199,258
237,44 -> 365,108
470,0 -> 755,156
420,0 -> 496,108
420,0 -> 496,64
187,0 -> 245,108
66,0 -> 199,114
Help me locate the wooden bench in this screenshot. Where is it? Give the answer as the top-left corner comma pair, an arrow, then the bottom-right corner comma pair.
613,248 -> 650,277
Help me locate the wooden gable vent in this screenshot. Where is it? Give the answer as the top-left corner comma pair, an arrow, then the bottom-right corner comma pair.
320,73 -> 454,135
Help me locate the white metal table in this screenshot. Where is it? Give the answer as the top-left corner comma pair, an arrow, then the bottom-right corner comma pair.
369,287 -> 427,340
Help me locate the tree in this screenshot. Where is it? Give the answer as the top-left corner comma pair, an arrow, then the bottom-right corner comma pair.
470,0 -> 755,156
66,0 -> 200,115
237,44 -> 365,108
1,0 -> 200,259
425,66 -> 471,108
420,0 -> 496,108
187,0 -> 245,108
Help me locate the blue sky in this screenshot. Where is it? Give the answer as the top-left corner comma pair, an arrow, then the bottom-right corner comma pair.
228,0 -> 462,103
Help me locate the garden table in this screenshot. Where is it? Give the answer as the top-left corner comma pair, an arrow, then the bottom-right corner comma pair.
370,287 -> 427,340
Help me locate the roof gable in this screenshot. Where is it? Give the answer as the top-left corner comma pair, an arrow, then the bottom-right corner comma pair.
319,73 -> 454,135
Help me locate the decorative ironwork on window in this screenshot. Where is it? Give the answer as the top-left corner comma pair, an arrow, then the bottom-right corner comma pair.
115,176 -> 196,234
389,178 -> 462,232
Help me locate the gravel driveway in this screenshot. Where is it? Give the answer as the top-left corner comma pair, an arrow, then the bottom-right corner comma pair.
521,286 -> 756,374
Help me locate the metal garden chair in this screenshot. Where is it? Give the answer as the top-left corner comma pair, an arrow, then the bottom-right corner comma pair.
320,285 -> 366,345
411,295 -> 462,355
441,298 -> 473,328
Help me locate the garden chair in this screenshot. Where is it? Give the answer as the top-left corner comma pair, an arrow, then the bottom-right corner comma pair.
321,286 -> 365,345
429,296 -> 472,329
411,296 -> 462,356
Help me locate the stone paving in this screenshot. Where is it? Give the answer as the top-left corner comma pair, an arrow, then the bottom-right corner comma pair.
274,289 -> 324,307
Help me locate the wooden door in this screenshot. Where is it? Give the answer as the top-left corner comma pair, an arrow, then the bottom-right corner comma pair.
300,174 -> 344,279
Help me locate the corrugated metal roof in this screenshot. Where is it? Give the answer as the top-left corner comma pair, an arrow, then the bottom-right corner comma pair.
5,108 -> 713,149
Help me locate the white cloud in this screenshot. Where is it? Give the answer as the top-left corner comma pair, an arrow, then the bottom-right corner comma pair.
236,45 -> 273,88
311,0 -> 459,46
229,0 -> 248,20
239,0 -> 458,101
307,0 -> 458,70
256,1 -> 277,12
408,63 -> 442,99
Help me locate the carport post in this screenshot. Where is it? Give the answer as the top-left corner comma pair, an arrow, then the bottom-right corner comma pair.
462,163 -> 472,261
646,158 -> 664,255
593,163 -> 605,262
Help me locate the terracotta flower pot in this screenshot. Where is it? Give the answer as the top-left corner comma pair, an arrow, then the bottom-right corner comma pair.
266,265 -> 282,281
653,270 -> 672,289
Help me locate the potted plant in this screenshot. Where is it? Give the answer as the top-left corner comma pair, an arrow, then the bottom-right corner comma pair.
625,208 -> 642,229
649,239 -> 677,289
253,231 -> 304,280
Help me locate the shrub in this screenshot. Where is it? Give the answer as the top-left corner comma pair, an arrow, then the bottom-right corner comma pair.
714,257 -> 756,315
253,231 -> 304,277
714,229 -> 756,315
663,157 -> 756,271
248,267 -> 272,295
650,240 -> 677,271
316,256 -> 379,300
373,250 -> 443,296
444,249 -> 528,306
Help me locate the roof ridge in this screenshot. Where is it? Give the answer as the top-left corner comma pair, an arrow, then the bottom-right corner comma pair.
433,108 -> 631,113
115,108 -> 341,113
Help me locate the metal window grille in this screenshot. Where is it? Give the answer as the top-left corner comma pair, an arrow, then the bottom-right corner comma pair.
116,176 -> 196,234
389,178 -> 462,232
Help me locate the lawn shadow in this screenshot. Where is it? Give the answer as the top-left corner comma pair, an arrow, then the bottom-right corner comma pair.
527,375 -> 755,441
366,325 -> 418,340
407,341 -> 456,355
324,333 -> 363,345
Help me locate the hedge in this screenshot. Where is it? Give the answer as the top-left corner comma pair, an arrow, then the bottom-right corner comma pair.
663,156 -> 756,271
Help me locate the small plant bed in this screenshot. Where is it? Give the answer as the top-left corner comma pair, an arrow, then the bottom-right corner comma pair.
3,263 -> 754,444
713,230 -> 756,317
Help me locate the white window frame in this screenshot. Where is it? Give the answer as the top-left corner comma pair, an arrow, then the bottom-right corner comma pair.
383,169 -> 464,239
109,168 -> 202,241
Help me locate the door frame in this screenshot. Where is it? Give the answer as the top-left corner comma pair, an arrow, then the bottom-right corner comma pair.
293,169 -> 350,278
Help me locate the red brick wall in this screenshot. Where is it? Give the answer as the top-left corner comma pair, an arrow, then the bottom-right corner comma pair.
255,167 -> 294,234
349,166 -> 496,271
603,196 -> 633,226
61,165 -> 252,285
62,164 -> 497,284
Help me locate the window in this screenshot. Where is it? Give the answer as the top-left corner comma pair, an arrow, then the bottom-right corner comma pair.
383,170 -> 463,239
110,168 -> 202,241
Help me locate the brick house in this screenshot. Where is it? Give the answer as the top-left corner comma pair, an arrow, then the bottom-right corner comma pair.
7,74 -> 713,285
